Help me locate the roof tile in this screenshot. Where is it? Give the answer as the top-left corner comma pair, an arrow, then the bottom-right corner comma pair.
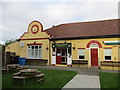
45,19 -> 119,39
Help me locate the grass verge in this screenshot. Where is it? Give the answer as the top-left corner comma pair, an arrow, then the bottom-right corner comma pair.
2,68 -> 77,89
99,72 -> 120,89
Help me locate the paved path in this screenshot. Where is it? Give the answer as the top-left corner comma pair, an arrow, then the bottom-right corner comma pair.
63,75 -> 100,88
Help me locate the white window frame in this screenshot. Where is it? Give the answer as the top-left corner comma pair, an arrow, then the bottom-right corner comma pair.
78,49 -> 85,60
28,45 -> 42,59
104,49 -> 112,61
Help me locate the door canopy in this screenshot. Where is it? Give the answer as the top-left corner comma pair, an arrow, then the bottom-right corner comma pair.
86,40 -> 102,48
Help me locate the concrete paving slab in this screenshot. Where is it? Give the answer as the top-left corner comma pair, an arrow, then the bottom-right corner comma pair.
63,75 -> 100,88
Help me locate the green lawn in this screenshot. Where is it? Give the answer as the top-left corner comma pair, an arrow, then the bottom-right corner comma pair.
2,68 -> 77,89
99,72 -> 120,89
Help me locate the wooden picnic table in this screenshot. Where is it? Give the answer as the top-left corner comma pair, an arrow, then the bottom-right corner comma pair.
7,64 -> 19,69
12,69 -> 44,85
19,69 -> 38,77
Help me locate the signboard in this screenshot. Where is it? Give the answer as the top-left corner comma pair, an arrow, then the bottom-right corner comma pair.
104,41 -> 120,45
105,43 -> 120,45
52,43 -> 71,48
20,41 -> 24,47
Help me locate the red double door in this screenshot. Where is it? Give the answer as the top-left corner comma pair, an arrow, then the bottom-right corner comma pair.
56,48 -> 67,64
91,49 -> 98,66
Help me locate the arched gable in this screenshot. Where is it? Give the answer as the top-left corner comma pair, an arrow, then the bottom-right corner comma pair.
20,21 -> 50,40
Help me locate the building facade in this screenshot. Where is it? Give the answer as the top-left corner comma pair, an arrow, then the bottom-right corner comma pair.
5,19 -> 120,70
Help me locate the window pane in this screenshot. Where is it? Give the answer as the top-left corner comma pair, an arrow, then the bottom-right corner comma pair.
79,56 -> 84,59
68,48 -> 71,55
90,44 -> 98,48
39,48 -> 42,58
57,48 -> 60,53
104,49 -> 111,55
78,49 -> 84,55
105,49 -> 111,52
32,46 -> 34,49
53,48 -> 55,52
104,49 -> 112,60
79,52 -> 84,55
31,49 -> 34,57
35,46 -> 38,49
28,45 -> 42,58
28,49 -> 31,57
78,49 -> 85,59
105,56 -> 111,60
62,48 -> 67,56
62,57 -> 65,62
105,52 -> 111,56
35,49 -> 38,58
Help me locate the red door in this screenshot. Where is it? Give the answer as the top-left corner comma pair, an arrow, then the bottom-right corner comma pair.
56,48 -> 62,64
91,49 -> 98,66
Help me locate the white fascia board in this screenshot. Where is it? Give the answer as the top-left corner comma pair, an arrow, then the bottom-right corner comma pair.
103,41 -> 120,43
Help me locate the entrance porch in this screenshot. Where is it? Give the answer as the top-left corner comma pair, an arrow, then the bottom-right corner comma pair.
51,43 -> 72,67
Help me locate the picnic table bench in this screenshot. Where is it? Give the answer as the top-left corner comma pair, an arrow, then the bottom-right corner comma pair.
13,76 -> 26,85
13,72 -> 21,76
12,69 -> 45,85
2,68 -> 10,74
16,66 -> 24,72
7,64 -> 19,69
35,73 -> 45,83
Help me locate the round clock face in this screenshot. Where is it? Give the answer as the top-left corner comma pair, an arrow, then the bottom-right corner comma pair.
31,25 -> 39,34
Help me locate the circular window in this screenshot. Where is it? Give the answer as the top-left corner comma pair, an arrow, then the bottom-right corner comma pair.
31,25 -> 39,34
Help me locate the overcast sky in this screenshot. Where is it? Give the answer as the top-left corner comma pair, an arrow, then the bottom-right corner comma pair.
1,0 -> 119,44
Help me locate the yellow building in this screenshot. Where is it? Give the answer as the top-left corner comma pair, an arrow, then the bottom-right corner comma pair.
5,19 -> 120,70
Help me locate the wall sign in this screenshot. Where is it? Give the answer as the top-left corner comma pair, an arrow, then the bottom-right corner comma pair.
20,41 -> 24,47
103,41 -> 120,45
52,43 -> 71,48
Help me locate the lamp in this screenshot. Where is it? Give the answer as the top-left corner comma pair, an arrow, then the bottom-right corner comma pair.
73,47 -> 75,49
46,45 -> 48,50
73,44 -> 75,49
53,40 -> 56,44
64,41 -> 66,43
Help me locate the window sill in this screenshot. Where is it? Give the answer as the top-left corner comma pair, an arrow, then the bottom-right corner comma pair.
103,60 -> 112,62
78,59 -> 88,61
27,58 -> 42,59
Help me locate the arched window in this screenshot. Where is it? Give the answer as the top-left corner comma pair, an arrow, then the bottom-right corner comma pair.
90,43 -> 98,48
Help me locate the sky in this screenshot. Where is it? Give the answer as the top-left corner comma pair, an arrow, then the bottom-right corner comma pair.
1,0 -> 119,44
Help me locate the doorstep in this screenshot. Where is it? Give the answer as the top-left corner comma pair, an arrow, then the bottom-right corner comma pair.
56,64 -> 67,67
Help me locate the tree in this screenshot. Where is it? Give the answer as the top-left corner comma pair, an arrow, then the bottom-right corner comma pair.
4,39 -> 17,47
